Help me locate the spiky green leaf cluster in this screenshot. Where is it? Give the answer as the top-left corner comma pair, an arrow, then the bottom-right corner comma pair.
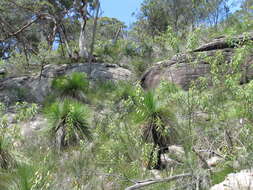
45,99 -> 92,148
52,72 -> 89,102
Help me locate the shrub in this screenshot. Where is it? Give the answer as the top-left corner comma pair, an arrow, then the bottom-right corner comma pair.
0,135 -> 15,170
0,102 -> 5,116
45,99 -> 92,149
14,102 -> 39,122
51,72 -> 89,102
129,89 -> 179,169
0,122 -> 19,170
130,59 -> 149,77
113,81 -> 137,102
87,80 -> 117,104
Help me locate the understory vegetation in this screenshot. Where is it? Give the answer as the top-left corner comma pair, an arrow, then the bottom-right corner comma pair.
1,0 -> 253,189
1,49 -> 253,189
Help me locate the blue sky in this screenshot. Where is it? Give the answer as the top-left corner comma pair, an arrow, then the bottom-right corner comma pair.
100,0 -> 143,26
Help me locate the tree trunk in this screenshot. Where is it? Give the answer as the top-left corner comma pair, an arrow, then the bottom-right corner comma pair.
88,0 -> 100,73
59,24 -> 72,58
79,19 -> 89,59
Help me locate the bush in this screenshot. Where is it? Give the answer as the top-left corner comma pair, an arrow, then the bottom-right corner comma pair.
0,122 -> 19,170
51,72 -> 89,102
127,88 -> 179,169
14,102 -> 39,122
0,135 -> 15,170
45,99 -> 92,149
130,59 -> 149,77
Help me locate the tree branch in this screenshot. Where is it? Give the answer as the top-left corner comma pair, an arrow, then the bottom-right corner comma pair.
0,13 -> 55,42
192,148 -> 211,170
8,17 -> 39,38
125,173 -> 192,190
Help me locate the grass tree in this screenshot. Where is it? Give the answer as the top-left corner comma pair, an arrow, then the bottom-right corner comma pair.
51,72 -> 89,102
0,135 -> 15,170
0,118 -> 17,171
45,99 -> 92,149
133,89 -> 179,169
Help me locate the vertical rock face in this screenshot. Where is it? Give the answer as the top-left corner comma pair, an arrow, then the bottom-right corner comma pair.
0,63 -> 133,104
141,34 -> 253,90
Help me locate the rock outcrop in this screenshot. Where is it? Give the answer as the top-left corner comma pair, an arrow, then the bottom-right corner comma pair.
0,68 -> 6,76
0,63 -> 133,104
141,33 -> 253,90
210,169 -> 253,190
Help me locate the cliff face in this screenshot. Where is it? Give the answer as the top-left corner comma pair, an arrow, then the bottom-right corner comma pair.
0,63 -> 133,104
141,33 -> 253,90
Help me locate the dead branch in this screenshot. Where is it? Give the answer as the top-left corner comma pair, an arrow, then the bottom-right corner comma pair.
125,173 -> 192,190
192,148 -> 212,171
194,149 -> 224,159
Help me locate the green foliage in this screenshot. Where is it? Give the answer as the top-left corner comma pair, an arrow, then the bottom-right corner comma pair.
2,1 -> 253,189
137,0 -> 229,37
96,17 -> 126,41
14,102 -> 39,122
186,28 -> 201,51
211,164 -> 235,185
45,99 -> 92,148
86,80 -> 118,105
132,89 -> 177,128
0,118 -> 20,170
163,26 -> 180,53
0,102 -> 5,115
3,161 -> 54,190
113,81 -> 137,102
13,164 -> 36,190
157,80 -> 181,97
6,53 -> 29,75
130,59 -> 149,77
0,135 -> 15,170
95,39 -> 137,63
51,72 -> 89,102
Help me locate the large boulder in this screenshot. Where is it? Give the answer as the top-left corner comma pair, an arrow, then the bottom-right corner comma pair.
0,68 -> 6,76
141,34 -> 253,90
0,63 -> 133,104
210,169 -> 253,190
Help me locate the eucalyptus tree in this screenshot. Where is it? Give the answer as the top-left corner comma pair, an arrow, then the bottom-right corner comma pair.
136,0 -> 231,37
0,0 -> 100,60
96,17 -> 126,44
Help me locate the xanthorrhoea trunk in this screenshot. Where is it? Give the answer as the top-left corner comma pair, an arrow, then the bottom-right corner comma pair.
79,19 -> 89,59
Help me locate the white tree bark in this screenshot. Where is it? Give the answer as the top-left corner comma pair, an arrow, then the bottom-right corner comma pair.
79,19 -> 89,59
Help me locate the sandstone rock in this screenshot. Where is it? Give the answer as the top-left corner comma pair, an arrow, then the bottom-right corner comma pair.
150,169 -> 162,179
160,154 -> 181,168
210,169 -> 253,190
0,68 -> 6,76
193,32 -> 253,52
168,145 -> 185,157
0,63 -> 133,104
159,145 -> 185,168
20,115 -> 47,137
141,34 -> 253,90
207,156 -> 224,167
